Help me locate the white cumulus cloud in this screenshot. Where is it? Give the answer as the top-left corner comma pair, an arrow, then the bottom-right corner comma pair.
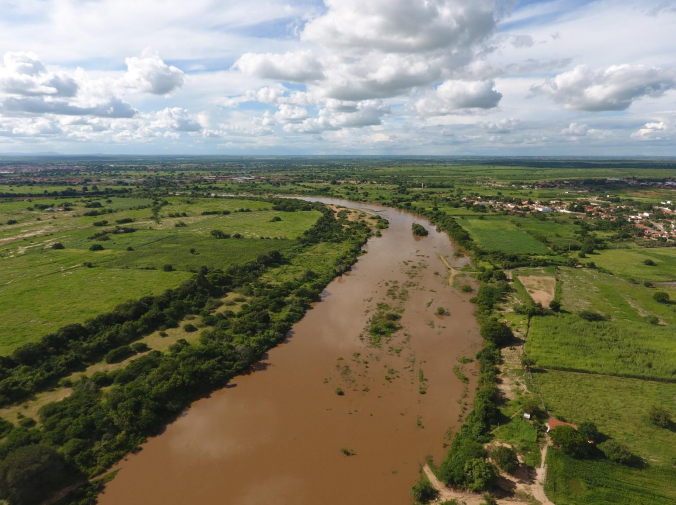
531,64 -> 676,111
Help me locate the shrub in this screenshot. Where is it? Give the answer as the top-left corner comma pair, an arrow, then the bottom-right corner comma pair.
491,446 -> 519,473
104,345 -> 133,363
643,259 -> 656,266
51,242 -> 65,250
649,405 -> 672,428
653,291 -> 670,304
549,300 -> 561,312
335,388 -> 344,396
131,342 -> 150,353
436,307 -> 446,316
6,219 -> 17,225
644,315 -> 659,325
578,310 -> 606,322
599,440 -> 634,465
89,244 -> 104,251
410,477 -> 438,503
183,323 -> 198,333
460,284 -> 473,293
270,216 -> 282,222
163,264 -> 174,272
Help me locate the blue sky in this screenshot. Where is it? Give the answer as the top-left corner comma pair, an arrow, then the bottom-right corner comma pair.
0,0 -> 675,155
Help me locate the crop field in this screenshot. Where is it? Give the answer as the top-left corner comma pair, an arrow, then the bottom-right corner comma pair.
527,315 -> 676,381
0,196 -> 321,353
456,217 -> 550,254
558,267 -> 676,325
545,449 -> 676,505
592,247 -> 676,282
534,370 -> 676,464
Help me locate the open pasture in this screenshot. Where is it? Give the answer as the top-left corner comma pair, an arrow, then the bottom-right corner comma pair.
456,217 -> 550,254
527,314 -> 676,381
0,196 -> 321,354
558,267 -> 676,325
545,449 -> 676,505
534,370 -> 676,464
592,247 -> 676,282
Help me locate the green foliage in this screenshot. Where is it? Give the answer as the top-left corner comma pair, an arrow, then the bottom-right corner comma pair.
491,445 -> 519,473
551,426 -> 589,458
599,440 -> 634,465
578,421 -> 599,442
464,458 -> 498,492
412,223 -> 429,236
183,323 -> 198,333
0,444 -> 69,505
578,310 -> 607,322
649,406 -> 672,428
480,319 -> 514,347
104,345 -> 133,364
410,475 -> 438,503
653,292 -> 670,304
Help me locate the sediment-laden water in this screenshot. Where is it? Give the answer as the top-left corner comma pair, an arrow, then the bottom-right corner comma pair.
98,199 -> 481,505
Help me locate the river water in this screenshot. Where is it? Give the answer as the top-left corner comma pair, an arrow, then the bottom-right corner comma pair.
98,198 -> 481,505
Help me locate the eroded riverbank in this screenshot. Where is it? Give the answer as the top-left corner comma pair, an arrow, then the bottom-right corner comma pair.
98,199 -> 481,505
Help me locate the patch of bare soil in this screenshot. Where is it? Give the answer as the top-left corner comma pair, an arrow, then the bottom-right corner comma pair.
518,275 -> 556,307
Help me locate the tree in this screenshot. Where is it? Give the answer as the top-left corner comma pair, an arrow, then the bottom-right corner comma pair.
491,446 -> 519,473
464,458 -> 497,492
599,440 -> 634,465
578,421 -> 599,442
550,426 -> 588,458
480,320 -> 513,347
0,444 -> 68,505
549,300 -> 561,312
410,478 -> 438,503
183,323 -> 198,333
653,292 -> 670,304
649,406 -> 672,428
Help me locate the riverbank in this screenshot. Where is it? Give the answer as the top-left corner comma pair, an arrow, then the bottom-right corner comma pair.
96,199 -> 481,505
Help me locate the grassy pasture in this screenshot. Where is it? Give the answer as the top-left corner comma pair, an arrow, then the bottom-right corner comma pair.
456,217 -> 550,254
0,267 -> 190,355
545,449 -> 676,505
592,247 -> 676,282
558,267 -> 676,325
534,370 -> 676,464
527,314 -> 676,381
0,197 -> 321,354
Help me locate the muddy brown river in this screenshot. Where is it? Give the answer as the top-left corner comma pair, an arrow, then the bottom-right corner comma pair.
98,199 -> 481,505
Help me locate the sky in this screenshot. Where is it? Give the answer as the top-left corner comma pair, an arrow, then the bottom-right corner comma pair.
0,0 -> 675,156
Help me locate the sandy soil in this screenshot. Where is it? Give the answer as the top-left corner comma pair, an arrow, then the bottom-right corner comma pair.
518,275 -> 556,306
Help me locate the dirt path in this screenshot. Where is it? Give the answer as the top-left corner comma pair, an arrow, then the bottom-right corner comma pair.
437,254 -> 461,286
423,465 -> 534,505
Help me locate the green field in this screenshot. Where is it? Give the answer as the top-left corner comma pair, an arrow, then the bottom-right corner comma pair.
558,267 -> 676,325
527,314 -> 676,381
0,196 -> 321,354
535,370 -> 676,464
545,449 -> 676,505
456,217 -> 550,254
592,247 -> 676,282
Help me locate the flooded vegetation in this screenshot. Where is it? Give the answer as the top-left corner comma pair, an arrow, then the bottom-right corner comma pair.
98,199 -> 481,505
